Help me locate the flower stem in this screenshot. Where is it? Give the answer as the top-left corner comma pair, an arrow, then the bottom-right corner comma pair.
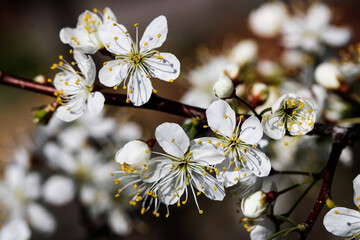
259,107 -> 271,116
277,177 -> 316,196
234,95 -> 260,119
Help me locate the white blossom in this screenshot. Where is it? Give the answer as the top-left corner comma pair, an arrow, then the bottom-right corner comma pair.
315,62 -> 344,90
249,1 -> 288,38
0,218 -> 31,240
262,93 -> 316,139
195,100 -> 271,188
98,15 -> 180,106
60,7 -> 117,54
323,174 -> 360,238
281,3 -> 351,53
42,175 -> 75,206
229,40 -> 258,66
52,51 -> 105,122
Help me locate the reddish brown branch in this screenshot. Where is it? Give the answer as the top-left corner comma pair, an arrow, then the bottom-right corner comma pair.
299,142 -> 346,239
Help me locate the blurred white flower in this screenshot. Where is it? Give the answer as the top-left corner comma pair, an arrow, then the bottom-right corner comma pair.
195,100 -> 271,187
315,62 -> 344,90
249,1 -> 288,38
98,15 -> 180,106
229,40 -> 258,66
108,208 -> 132,236
27,203 -> 56,234
0,218 -> 31,240
60,7 -> 117,54
262,93 -> 316,139
182,57 -> 229,108
42,175 -> 75,206
213,76 -> 234,99
52,51 -> 105,122
323,174 -> 360,238
281,3 -> 351,53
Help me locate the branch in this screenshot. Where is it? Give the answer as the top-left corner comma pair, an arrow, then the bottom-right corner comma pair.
1,70 -> 360,143
299,141 -> 346,239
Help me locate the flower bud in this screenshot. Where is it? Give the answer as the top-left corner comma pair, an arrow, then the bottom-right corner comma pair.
241,191 -> 269,219
115,140 -> 151,172
249,83 -> 269,106
315,63 -> 344,90
224,63 -> 240,79
213,76 -> 234,99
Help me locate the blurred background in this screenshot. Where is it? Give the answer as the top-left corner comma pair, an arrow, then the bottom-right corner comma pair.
1,0 -> 360,239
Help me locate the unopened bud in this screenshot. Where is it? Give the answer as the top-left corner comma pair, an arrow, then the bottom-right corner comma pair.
115,140 -> 151,172
315,63 -> 344,90
249,83 -> 268,106
229,40 -> 258,66
33,74 -> 46,84
224,63 -> 240,79
240,191 -> 269,219
213,76 -> 234,99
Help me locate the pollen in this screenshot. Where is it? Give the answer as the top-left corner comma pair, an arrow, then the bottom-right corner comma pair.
213,186 -> 217,190
144,42 -> 148,46
284,142 -> 288,146
234,167 -> 239,171
334,210 -> 339,214
197,140 -> 202,144
197,192 -> 201,196
224,115 -> 228,119
134,23 -> 139,27
145,149 -> 150,154
203,125 -> 208,128
113,23 -> 117,26
208,140 -> 212,144
113,86 -> 118,90
199,210 -> 203,214
114,36 -> 118,40
129,89 -> 133,93
157,34 -> 161,38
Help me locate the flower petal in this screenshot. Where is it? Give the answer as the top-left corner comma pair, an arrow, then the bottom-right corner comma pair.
215,154 -> 240,188
190,168 -> 225,201
190,140 -> 225,165
322,26 -> 352,47
250,216 -> 276,240
158,171 -> 186,205
73,50 -> 96,85
140,157 -> 172,183
239,116 -> 263,145
99,60 -> 129,87
306,3 -> 330,31
87,92 -> 105,116
59,27 -> 100,54
55,105 -> 84,122
155,122 -> 189,158
108,209 -> 131,236
353,174 -> 360,208
206,100 -> 236,138
103,7 -> 117,23
244,148 -> 271,177
145,52 -> 180,81
98,21 -> 132,55
128,69 -> 153,106
323,207 -> 360,237
27,203 -> 56,234
0,219 -> 31,240
140,15 -> 168,51
262,114 -> 285,140
231,171 -> 263,198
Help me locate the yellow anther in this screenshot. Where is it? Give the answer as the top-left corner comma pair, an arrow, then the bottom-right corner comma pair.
224,115 -> 228,119
125,31 -> 129,34
145,175 -> 149,179
197,140 -> 202,144
166,213 -> 170,218
234,177 -> 238,181
114,36 -> 118,40
334,210 -> 339,214
145,149 -> 150,154
171,139 -> 175,143
284,142 -> 288,146
199,210 -> 203,214
144,42 -> 148,46
197,192 -> 201,196
169,79 -> 174,83
157,34 -> 161,37
129,89 -> 133,93
208,140 -> 212,144
230,161 -> 234,165
177,202 -> 180,207
65,82 -> 69,86
106,44 -> 110,48
47,78 -> 52,83
113,86 -> 118,90
203,172 -> 206,176
200,185 -> 204,189
141,208 -> 145,214
156,213 -> 160,217
292,111 -> 297,114
222,167 -> 227,170
214,130 -> 218,133
243,173 -> 247,177
153,89 -> 157,93
307,109 -> 312,113
134,184 -> 138,189
289,122 -> 293,126
234,167 -> 239,171
299,132 -> 303,135
203,125 -> 208,128
213,186 -> 217,190
69,49 -> 73,54
279,122 -> 284,126
113,23 -> 117,26
115,193 -> 119,197
357,196 -> 360,201
222,143 -> 226,147
93,8 -> 98,13
134,23 -> 139,27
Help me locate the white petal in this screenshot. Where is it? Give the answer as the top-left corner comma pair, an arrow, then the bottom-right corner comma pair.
128,69 -> 153,106
99,60 -> 129,87
206,100 -> 236,138
0,219 -> 31,240
353,174 -> 360,208
155,122 -> 189,158
231,171 -> 263,198
42,175 -> 75,206
27,203 -> 56,234
140,157 -> 172,182
73,50 -> 96,85
76,10 -> 102,28
108,209 -> 131,236
323,207 -> 360,237
250,216 -> 277,240
306,3 -> 330,31
140,15 -> 168,51
145,52 -> 180,81
53,71 -> 83,95
322,26 -> 352,47
191,168 -> 225,201
25,173 -> 41,200
190,140 -> 225,165
239,116 -> 263,145
98,21 -> 132,55
158,171 -> 186,205
59,27 -> 100,54
262,114 -> 285,140
87,92 -> 105,116
103,7 -> 117,23
271,94 -> 287,113
55,106 -> 84,122
115,140 -> 151,172
215,154 -> 240,187
244,148 -> 271,177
